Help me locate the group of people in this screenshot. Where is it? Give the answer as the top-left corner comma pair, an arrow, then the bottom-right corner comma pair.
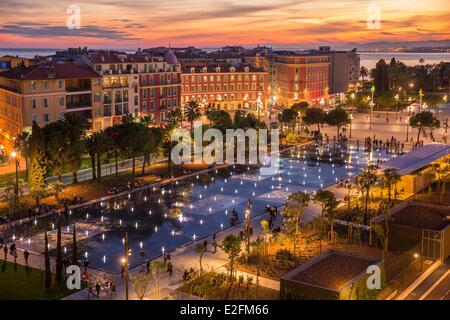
107,179 -> 145,195
0,239 -> 31,264
87,280 -> 116,299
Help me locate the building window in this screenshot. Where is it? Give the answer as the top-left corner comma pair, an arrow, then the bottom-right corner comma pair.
30,81 -> 36,90
94,92 -> 101,103
32,114 -> 38,122
57,80 -> 64,89
32,99 -> 37,109
59,96 -> 65,106
44,81 -> 49,89
44,113 -> 50,123
43,98 -> 49,108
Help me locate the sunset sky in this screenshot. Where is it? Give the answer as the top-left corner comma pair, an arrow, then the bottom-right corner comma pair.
0,0 -> 449,49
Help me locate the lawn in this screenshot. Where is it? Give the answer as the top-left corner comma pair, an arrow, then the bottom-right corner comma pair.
0,261 -> 74,300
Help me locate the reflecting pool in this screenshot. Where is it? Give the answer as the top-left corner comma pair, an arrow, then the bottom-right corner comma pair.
3,143 -> 397,272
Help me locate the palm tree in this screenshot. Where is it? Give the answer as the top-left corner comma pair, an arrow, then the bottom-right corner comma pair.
313,190 -> 340,244
360,66 -> 369,92
166,109 -> 184,174
382,168 -> 401,205
44,231 -> 51,290
56,217 -> 63,283
357,165 -> 379,222
184,100 -> 202,132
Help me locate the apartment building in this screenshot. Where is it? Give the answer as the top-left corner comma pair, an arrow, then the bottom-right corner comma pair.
319,47 -> 360,94
267,51 -> 330,107
0,62 -> 101,152
86,50 -> 181,126
181,64 -> 269,114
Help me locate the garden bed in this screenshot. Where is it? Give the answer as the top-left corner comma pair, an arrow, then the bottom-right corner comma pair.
177,271 -> 279,300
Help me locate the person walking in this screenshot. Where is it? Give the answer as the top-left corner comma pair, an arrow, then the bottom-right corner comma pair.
211,233 -> 217,254
167,261 -> 173,277
146,260 -> 150,274
3,245 -> 8,261
24,249 -> 29,265
95,282 -> 101,298
83,257 -> 90,271
87,285 -> 95,299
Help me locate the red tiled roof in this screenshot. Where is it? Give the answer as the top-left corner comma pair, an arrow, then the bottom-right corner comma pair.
0,62 -> 100,80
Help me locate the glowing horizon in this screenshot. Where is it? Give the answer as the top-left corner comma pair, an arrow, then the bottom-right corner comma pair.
0,0 -> 449,49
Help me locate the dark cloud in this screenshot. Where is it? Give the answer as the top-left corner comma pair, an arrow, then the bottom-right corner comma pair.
0,22 -> 141,40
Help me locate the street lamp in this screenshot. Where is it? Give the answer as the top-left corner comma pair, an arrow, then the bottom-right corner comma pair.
11,151 -> 19,197
405,117 -> 410,142
394,94 -> 399,120
351,93 -> 355,113
419,89 -> 424,113
444,118 -> 448,144
349,114 -> 353,139
370,85 -> 375,131
123,232 -> 130,300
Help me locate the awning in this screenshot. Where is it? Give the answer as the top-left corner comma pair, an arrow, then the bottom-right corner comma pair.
380,143 -> 450,175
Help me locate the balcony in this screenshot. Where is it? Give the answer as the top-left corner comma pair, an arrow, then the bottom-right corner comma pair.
66,93 -> 92,110
65,79 -> 92,93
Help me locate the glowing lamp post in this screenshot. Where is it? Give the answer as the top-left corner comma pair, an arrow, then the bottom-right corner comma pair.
370,85 -> 375,131
349,114 -> 353,139
11,151 -> 19,197
405,117 -> 410,142
395,94 -> 399,120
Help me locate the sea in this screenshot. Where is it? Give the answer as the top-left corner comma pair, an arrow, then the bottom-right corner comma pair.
1,48 -> 449,69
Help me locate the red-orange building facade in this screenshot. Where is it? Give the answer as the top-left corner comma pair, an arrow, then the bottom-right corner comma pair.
268,52 -> 330,106
181,65 -> 269,114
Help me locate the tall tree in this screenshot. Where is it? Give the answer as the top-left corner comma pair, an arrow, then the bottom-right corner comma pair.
71,224 -> 78,265
44,231 -> 51,290
56,217 -> 63,283
166,109 -> 184,174
382,168 -> 401,205
360,66 -> 369,92
371,59 -> 390,94
62,113 -> 88,183
356,165 -> 379,222
184,100 -> 202,132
